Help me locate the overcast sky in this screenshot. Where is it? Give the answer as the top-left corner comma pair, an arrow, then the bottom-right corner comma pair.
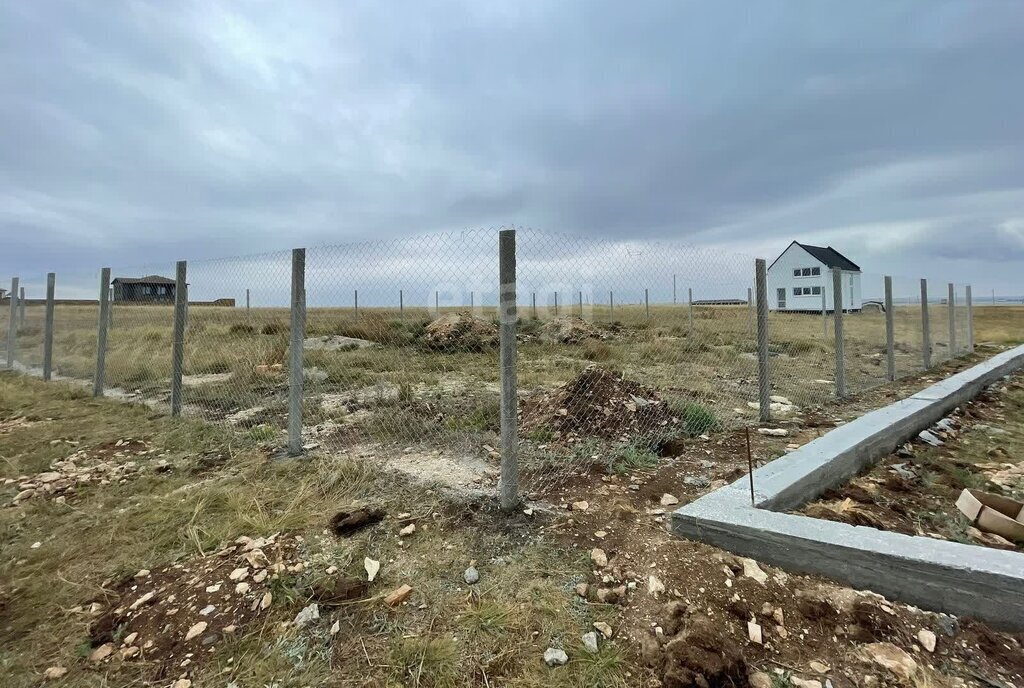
2,1 -> 1024,298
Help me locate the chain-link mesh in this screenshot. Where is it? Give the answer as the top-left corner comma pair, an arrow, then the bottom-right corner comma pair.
3,229 -> 987,503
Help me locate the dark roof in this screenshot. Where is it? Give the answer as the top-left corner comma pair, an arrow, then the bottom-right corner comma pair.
111,275 -> 175,285
768,241 -> 861,272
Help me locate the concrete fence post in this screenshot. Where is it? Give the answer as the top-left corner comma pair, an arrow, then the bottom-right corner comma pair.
947,283 -> 956,356
531,292 -> 537,319
966,285 -> 974,353
884,276 -> 895,382
170,261 -> 188,416
435,290 -> 439,315
553,291 -> 558,316
920,279 -> 931,369
354,289 -> 359,318
833,267 -> 847,398
6,277 -> 19,368
645,288 -> 650,320
821,289 -> 827,338
400,289 -> 404,319
246,288 -> 250,316
578,290 -> 583,317
18,287 -> 26,327
747,287 -> 753,336
609,290 -> 614,317
43,273 -> 56,381
498,230 -> 519,512
93,269 -> 111,396
688,287 -> 693,331
288,248 -> 306,456
673,273 -> 677,305
755,260 -> 770,422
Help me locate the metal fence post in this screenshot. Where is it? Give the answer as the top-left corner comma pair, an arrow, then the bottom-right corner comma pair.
920,279 -> 931,369
966,285 -> 974,353
832,267 -> 846,398
6,277 -> 19,368
673,274 -> 677,305
755,260 -> 770,422
435,290 -> 439,315
43,273 -> 56,381
498,230 -> 519,512
246,288 -> 250,316
170,261 -> 188,416
947,283 -> 956,356
531,292 -> 537,319
884,276 -> 895,382
288,248 -> 306,456
553,291 -> 558,316
354,289 -> 359,318
688,287 -> 693,331
609,290 -> 614,317
93,269 -> 111,396
644,288 -> 650,320
400,289 -> 404,319
18,287 -> 26,327
578,290 -> 583,317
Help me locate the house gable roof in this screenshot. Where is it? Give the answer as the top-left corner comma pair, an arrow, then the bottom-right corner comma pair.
768,241 -> 861,272
112,275 -> 175,285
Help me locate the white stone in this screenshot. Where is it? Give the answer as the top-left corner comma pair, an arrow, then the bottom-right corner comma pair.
543,648 -> 569,667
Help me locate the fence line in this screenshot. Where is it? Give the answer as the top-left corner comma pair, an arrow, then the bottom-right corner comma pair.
1,228 -> 981,508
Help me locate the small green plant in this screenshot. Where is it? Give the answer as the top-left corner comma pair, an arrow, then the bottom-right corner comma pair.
248,425 -> 278,442
526,426 -> 556,443
668,399 -> 721,436
581,340 -> 612,361
606,441 -> 659,474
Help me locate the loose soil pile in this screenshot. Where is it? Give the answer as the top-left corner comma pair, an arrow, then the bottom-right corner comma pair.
422,312 -> 498,351
539,316 -> 606,344
520,365 -> 675,443
800,372 -> 1024,551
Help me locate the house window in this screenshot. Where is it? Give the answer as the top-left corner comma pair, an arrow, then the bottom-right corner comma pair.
800,268 -> 810,277
812,286 -> 822,295
793,269 -> 800,277
811,267 -> 821,276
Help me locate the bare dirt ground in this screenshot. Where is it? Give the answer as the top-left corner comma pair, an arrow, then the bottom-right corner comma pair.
800,370 -> 1024,551
4,348 -> 1024,688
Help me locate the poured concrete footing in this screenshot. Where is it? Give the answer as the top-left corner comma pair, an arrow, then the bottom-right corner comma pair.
672,345 -> 1024,630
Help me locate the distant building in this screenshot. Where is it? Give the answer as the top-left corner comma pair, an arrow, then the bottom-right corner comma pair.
767,242 -> 862,312
112,275 -> 176,303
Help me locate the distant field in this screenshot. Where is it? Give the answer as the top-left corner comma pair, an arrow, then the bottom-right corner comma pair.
6,301 -> 999,473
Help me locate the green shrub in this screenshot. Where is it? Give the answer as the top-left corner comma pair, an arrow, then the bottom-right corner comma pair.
261,322 -> 286,335
668,399 -> 721,436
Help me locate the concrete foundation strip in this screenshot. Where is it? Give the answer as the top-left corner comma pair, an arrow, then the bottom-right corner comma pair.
672,344 -> 1024,630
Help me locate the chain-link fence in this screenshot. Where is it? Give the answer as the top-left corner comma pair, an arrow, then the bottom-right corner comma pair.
2,228 -> 984,505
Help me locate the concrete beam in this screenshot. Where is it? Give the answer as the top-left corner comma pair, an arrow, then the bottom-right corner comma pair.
672,344 -> 1024,630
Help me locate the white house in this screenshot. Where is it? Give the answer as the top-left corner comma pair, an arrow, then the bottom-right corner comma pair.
766,241 -> 862,312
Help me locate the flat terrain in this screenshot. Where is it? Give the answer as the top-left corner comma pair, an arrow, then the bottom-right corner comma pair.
801,370 -> 1024,551
3,350 -> 1024,688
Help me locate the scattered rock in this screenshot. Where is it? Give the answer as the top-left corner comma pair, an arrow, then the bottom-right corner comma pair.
791,678 -> 823,688
918,430 -> 944,447
89,643 -> 113,662
172,680 -> 192,688
364,557 -> 381,582
43,667 -> 68,681
399,523 -> 416,537
543,648 -> 569,667
757,428 -> 789,437
747,620 -> 763,644
809,660 -> 830,674
749,671 -> 773,688
741,558 -> 768,585
863,642 -> 918,680
304,335 -> 375,351
917,628 -> 937,653
185,621 -> 208,641
582,631 -> 599,654
384,584 -> 414,607
648,575 -> 666,596
660,493 -> 680,506
293,603 -> 320,627
591,548 -> 608,568
571,500 -> 589,511
594,621 -> 614,639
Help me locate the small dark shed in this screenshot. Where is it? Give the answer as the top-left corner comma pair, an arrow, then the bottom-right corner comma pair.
112,275 -> 176,303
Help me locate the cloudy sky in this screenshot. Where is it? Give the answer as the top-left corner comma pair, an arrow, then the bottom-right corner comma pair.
2,1 -> 1024,298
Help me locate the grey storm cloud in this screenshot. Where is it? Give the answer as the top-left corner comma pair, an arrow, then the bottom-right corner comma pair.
2,1 -> 1024,297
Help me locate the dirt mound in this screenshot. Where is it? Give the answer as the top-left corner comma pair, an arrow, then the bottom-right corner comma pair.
539,316 -> 605,344
520,365 -> 673,443
422,312 -> 498,351
662,614 -> 747,687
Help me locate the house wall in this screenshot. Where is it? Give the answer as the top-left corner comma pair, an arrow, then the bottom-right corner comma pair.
113,283 -> 176,302
767,244 -> 863,311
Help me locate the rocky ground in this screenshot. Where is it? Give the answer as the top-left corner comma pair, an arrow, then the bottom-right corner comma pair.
3,352 -> 1024,687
